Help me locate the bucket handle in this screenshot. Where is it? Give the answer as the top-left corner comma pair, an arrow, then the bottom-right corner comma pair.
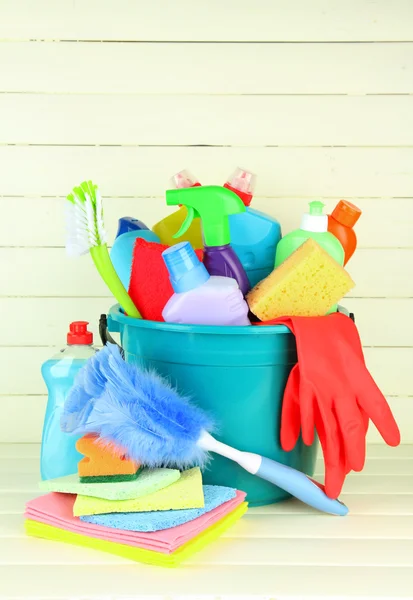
98,314 -> 124,357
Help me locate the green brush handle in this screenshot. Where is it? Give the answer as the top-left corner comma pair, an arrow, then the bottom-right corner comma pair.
90,245 -> 141,319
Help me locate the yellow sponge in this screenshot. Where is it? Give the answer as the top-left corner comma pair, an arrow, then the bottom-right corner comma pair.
73,467 -> 204,517
247,238 -> 355,320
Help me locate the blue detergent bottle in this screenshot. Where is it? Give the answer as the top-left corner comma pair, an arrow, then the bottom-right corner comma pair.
225,168 -> 282,288
111,217 -> 160,290
40,322 -> 97,480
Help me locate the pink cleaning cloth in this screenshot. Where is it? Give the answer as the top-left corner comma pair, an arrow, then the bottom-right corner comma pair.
25,491 -> 246,555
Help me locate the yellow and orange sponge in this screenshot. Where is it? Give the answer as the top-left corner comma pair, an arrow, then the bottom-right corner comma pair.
76,434 -> 142,483
247,238 -> 355,321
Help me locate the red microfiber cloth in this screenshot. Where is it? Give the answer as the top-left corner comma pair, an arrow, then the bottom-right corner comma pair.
128,239 -> 204,322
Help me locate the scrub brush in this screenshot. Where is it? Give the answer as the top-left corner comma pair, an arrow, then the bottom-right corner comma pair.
62,343 -> 348,516
65,181 -> 141,318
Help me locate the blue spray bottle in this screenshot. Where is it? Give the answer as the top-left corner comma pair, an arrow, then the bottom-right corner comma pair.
40,322 -> 97,480
225,168 -> 282,287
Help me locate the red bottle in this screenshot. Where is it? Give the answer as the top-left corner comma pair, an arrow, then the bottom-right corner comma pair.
328,200 -> 362,266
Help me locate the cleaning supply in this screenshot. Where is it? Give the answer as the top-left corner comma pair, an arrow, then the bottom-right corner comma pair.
116,217 -> 149,238
166,185 -> 251,295
275,200 -> 345,267
256,314 -> 401,498
328,200 -> 362,265
127,239 -> 204,322
110,228 -> 160,290
65,180 -> 141,318
107,303 -> 318,507
152,170 -> 203,248
247,239 -> 355,321
224,168 -> 282,287
81,485 -> 236,532
40,322 -> 97,481
74,467 -> 204,517
76,434 -> 141,483
25,492 -> 248,567
39,468 -> 180,501
162,242 -> 250,326
62,343 -> 348,516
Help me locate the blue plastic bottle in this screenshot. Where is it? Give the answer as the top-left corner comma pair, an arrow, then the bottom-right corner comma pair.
40,322 -> 97,480
224,168 -> 282,288
111,219 -> 160,290
115,217 -> 150,238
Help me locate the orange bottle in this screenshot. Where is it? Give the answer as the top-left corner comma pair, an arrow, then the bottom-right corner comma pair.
327,200 -> 362,265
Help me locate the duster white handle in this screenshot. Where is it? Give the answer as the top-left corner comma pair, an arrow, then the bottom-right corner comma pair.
197,431 -> 348,516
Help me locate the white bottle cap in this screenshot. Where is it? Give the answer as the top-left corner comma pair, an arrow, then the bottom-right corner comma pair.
301,201 -> 328,233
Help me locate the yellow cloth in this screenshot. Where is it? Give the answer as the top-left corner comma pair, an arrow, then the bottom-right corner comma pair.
74,467 -> 204,517
25,503 -> 248,568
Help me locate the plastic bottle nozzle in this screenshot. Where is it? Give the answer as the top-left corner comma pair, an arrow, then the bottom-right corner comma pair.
162,242 -> 209,293
67,321 -> 93,345
224,167 -> 256,207
170,170 -> 201,189
301,201 -> 328,233
166,186 -> 246,247
309,201 -> 325,216
331,200 -> 362,228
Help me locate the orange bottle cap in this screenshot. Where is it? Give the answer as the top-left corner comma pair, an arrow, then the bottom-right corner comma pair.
331,200 -> 362,228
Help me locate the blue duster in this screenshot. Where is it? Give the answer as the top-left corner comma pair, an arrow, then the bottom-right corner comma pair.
62,343 -> 213,468
61,344 -> 348,516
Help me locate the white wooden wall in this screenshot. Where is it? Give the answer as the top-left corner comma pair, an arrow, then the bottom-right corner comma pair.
0,1 -> 412,443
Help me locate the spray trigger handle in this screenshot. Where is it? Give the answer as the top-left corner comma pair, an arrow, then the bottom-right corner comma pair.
173,206 -> 199,239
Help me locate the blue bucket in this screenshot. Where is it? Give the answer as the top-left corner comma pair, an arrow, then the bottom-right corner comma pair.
107,305 -> 318,506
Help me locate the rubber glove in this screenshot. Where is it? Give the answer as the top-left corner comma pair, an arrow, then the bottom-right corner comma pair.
256,314 -> 400,498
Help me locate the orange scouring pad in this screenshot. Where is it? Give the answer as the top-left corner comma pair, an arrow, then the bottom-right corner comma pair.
128,238 -> 204,322
76,434 -> 141,483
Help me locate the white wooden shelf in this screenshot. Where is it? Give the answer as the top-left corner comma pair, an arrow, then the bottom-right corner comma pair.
0,443 -> 412,599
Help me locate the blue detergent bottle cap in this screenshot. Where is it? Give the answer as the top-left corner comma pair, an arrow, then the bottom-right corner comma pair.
116,217 -> 149,238
162,242 -> 210,293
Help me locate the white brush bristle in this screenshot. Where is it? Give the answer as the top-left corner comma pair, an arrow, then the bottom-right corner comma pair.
65,188 -> 107,257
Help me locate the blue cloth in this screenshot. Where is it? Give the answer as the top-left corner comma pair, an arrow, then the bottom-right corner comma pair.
80,485 -> 236,532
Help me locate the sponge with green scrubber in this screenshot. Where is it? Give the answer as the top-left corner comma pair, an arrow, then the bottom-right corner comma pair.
247,238 -> 355,321
76,434 -> 142,483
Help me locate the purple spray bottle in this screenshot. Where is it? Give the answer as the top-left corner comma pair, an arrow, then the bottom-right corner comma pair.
165,185 -> 251,295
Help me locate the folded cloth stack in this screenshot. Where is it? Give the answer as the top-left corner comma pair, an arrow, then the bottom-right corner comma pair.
29,456 -> 247,567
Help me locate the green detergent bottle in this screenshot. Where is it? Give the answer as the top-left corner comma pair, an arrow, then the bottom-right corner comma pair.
274,201 -> 345,313
275,201 -> 344,267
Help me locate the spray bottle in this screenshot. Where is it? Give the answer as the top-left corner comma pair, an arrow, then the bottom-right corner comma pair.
224,167 -> 282,287
166,185 -> 251,295
152,170 -> 203,248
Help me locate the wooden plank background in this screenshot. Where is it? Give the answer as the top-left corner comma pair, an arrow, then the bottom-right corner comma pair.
0,0 -> 412,445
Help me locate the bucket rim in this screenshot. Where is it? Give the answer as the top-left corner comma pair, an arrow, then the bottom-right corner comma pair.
107,304 -> 292,335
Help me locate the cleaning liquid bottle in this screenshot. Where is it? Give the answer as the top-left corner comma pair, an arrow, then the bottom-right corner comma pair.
111,217 -> 160,290
166,185 -> 251,295
152,170 -> 203,248
224,167 -> 282,287
274,201 -> 345,314
275,200 -> 345,267
40,322 -> 97,480
162,242 -> 250,326
328,200 -> 362,265
115,217 -> 150,238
